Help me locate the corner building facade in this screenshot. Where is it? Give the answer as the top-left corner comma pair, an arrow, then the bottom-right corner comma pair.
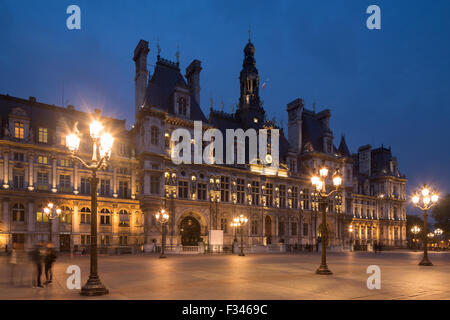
0,39 -> 407,252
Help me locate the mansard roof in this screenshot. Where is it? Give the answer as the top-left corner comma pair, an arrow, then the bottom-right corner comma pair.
143,57 -> 207,122
301,109 -> 337,153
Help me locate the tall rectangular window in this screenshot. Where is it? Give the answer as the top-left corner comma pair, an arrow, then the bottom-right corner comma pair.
291,222 -> 297,236
264,183 -> 273,207
38,127 -> 48,143
178,181 -> 188,199
81,177 -> 91,195
14,121 -> 24,139
37,172 -> 49,190
119,181 -> 129,198
150,176 -> 160,195
220,176 -> 230,202
13,152 -> 25,162
220,218 -> 228,233
303,223 -> 309,236
59,174 -> 71,193
236,178 -> 245,204
251,181 -> 260,205
198,182 -> 207,200
99,179 -> 110,196
279,185 -> 286,208
37,156 -> 48,164
251,220 -> 259,235
301,189 -> 310,210
13,170 -> 25,189
291,187 -> 298,209
278,220 -> 285,236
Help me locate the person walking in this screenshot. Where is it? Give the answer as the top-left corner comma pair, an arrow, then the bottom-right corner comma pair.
31,242 -> 44,288
44,243 -> 57,285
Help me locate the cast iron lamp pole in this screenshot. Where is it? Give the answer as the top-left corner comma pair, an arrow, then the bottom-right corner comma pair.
348,224 -> 354,251
311,165 -> 343,275
411,184 -> 439,266
434,228 -> 443,250
155,209 -> 169,258
230,222 -> 239,253
44,202 -> 62,245
411,225 -> 421,252
66,120 -> 114,296
233,215 -> 248,256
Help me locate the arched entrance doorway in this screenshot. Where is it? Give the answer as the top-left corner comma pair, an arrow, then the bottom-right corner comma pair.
180,216 -> 201,246
265,216 -> 272,244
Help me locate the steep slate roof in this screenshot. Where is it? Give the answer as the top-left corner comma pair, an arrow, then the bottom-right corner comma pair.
143,58 -> 207,122
338,135 -> 351,157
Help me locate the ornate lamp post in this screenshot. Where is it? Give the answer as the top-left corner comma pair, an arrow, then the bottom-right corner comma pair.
411,184 -> 439,266
44,202 -> 62,245
230,221 -> 239,253
311,165 -> 342,275
66,120 -> 113,296
155,209 -> 169,258
411,225 -> 421,252
233,215 -> 248,256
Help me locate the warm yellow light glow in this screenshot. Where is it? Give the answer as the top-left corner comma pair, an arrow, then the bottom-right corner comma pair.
48,202 -> 54,209
411,225 -> 421,234
423,197 -> 431,205
100,133 -> 114,158
427,232 -> 434,238
422,188 -> 429,197
44,207 -> 50,214
66,134 -> 80,152
315,180 -> 323,191
412,195 -> 419,204
431,194 -> 439,203
333,176 -> 342,187
90,121 -> 103,139
165,172 -> 169,178
319,167 -> 328,178
56,208 -> 62,215
191,175 -> 196,181
311,176 -> 320,186
434,228 -> 443,236
164,133 -> 170,138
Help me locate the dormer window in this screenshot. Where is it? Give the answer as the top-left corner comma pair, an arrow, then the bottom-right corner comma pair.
326,140 -> 332,154
14,121 -> 24,139
178,97 -> 187,116
150,126 -> 159,145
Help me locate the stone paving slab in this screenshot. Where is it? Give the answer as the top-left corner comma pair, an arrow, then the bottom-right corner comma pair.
0,251 -> 448,300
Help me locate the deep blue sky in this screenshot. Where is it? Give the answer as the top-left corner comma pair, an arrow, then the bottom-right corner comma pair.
1,0 -> 449,215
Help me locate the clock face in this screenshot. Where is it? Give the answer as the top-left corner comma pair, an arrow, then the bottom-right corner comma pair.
265,154 -> 273,164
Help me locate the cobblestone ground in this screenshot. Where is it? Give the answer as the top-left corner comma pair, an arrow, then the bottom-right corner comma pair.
0,251 -> 449,300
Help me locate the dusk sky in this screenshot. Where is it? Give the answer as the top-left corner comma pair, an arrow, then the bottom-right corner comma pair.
1,0 -> 449,216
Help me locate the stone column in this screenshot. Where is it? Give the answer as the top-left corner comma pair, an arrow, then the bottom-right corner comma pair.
72,203 -> 80,248
28,152 -> 34,191
131,166 -> 136,199
113,166 -> 118,197
3,150 -> 9,188
73,163 -> 79,194
51,156 -> 57,193
3,199 -> 10,249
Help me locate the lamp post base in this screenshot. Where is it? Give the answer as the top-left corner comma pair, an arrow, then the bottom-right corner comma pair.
419,258 -> 433,266
239,252 -> 245,256
159,254 -> 166,259
316,264 -> 333,275
80,275 -> 109,296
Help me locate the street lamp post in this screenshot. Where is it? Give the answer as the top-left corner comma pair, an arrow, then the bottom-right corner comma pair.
311,165 -> 342,275
233,215 -> 248,256
155,209 -> 169,258
44,202 -> 62,245
66,120 -> 114,296
348,225 -> 354,251
411,225 -> 421,252
230,222 -> 239,253
411,184 -> 439,266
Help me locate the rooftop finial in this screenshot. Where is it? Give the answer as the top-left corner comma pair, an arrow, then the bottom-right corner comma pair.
231,104 -> 235,113
313,102 -> 316,113
221,100 -> 224,112
175,45 -> 180,65
248,26 -> 251,42
157,38 -> 161,58
209,97 -> 214,110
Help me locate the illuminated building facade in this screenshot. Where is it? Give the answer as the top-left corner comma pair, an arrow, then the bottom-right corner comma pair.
0,39 -> 407,252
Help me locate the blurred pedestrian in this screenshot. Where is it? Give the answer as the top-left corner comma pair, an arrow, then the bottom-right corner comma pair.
9,245 -> 27,286
30,242 -> 44,288
44,243 -> 57,285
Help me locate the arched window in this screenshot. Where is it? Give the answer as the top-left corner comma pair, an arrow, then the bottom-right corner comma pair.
81,207 -> 91,224
100,208 -> 111,225
150,126 -> 159,145
12,203 -> 25,222
178,97 -> 187,116
59,206 -> 72,224
119,209 -> 130,227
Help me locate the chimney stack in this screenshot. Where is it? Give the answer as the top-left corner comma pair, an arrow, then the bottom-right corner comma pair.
185,60 -> 202,107
133,40 -> 149,120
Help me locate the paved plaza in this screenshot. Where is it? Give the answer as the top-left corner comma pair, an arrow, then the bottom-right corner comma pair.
0,251 -> 449,300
